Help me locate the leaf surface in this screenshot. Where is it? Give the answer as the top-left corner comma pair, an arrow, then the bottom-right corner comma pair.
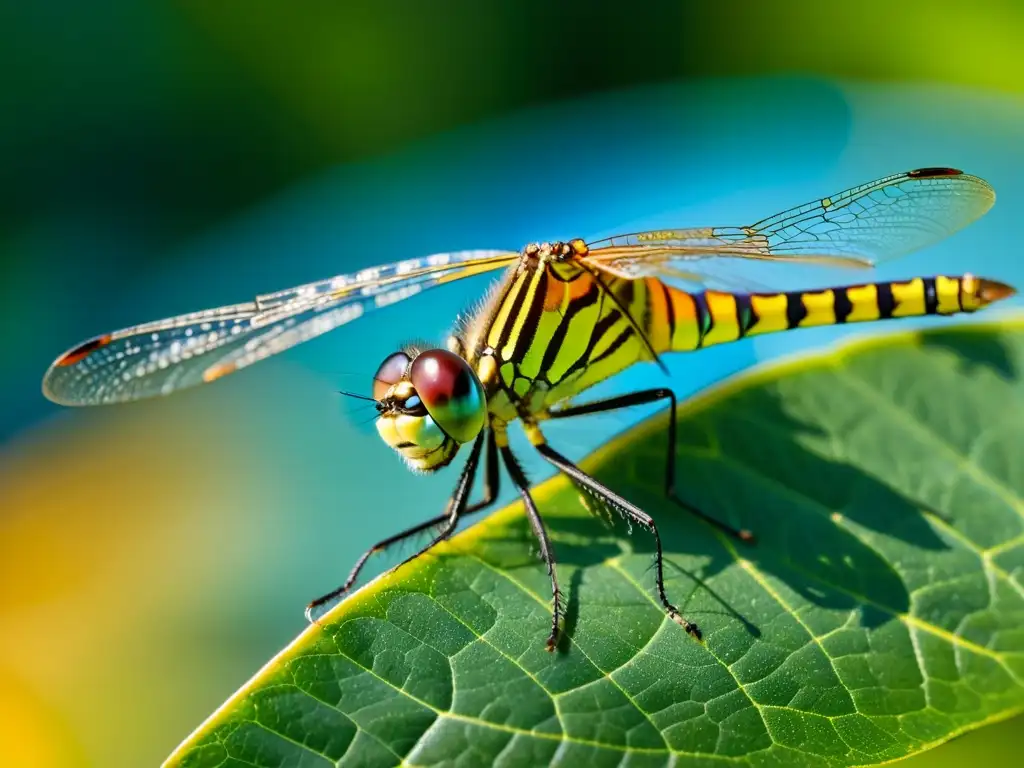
167,319 -> 1024,767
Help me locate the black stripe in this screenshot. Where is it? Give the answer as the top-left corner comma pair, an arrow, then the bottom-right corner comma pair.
482,268 -> 521,346
660,282 -> 676,341
693,293 -> 711,347
507,268 -> 548,361
833,287 -> 853,324
619,278 -> 635,306
537,282 -> 599,382
590,326 -> 634,365
561,307 -> 622,381
785,292 -> 807,328
589,267 -> 665,372
922,277 -> 938,315
587,310 -> 623,358
494,267 -> 534,352
734,293 -> 755,336
876,282 -> 895,319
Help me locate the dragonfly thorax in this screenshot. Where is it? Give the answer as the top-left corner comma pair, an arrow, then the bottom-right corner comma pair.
372,347 -> 486,473
522,238 -> 589,263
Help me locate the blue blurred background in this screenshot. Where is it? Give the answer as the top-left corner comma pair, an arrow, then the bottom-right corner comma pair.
2,3 -> 1024,766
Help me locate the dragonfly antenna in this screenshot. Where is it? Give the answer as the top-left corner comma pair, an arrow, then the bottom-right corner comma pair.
337,389 -> 376,402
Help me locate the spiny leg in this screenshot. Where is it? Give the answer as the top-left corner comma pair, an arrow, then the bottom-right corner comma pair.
532,435 -> 702,640
500,444 -> 563,651
306,430 -> 493,622
548,388 -> 754,543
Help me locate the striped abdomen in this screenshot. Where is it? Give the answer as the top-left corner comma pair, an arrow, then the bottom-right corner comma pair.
472,259 -> 1014,418
649,275 -> 1015,354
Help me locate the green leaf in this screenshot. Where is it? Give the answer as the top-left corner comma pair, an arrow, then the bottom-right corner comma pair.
166,319 -> 1024,767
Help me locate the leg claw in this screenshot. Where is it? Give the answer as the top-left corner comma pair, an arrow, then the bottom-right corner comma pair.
669,611 -> 703,641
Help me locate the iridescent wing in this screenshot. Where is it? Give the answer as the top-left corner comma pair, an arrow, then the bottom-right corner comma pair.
584,168 -> 995,289
43,249 -> 518,405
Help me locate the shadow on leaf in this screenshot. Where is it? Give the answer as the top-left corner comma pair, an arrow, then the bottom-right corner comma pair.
918,327 -> 1018,381
460,328 -> 1024,648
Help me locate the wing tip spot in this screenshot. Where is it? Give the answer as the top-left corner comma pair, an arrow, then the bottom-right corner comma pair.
54,334 -> 113,367
907,167 -> 963,178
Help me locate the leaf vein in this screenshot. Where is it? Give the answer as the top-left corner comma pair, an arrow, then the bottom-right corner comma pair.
604,559 -> 771,741
837,368 -> 1024,522
462,553 -> 670,751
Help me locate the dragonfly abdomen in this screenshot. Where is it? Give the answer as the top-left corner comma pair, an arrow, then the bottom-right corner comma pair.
654,275 -> 1015,353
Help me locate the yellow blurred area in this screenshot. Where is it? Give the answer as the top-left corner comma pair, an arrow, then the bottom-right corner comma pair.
0,392 -> 284,766
0,668 -> 86,767
682,1 -> 1024,94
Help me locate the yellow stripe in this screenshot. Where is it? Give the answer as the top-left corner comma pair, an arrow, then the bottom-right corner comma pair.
546,297 -> 601,383
746,294 -> 788,336
702,291 -> 740,346
487,270 -> 528,350
501,266 -> 545,361
574,334 -> 645,394
518,278 -> 565,380
935,275 -> 962,314
961,274 -> 984,310
645,278 -> 671,353
799,289 -> 836,327
846,283 -> 881,322
891,278 -> 926,317
523,423 -> 546,446
590,317 -> 628,360
667,289 -> 701,351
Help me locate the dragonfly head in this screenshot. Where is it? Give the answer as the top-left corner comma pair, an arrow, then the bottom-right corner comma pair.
372,347 -> 487,472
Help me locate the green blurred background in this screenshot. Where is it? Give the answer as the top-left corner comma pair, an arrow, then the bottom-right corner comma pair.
3,2 -> 1024,766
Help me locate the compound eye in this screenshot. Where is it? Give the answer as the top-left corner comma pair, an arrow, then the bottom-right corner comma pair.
372,351 -> 410,400
409,349 -> 486,443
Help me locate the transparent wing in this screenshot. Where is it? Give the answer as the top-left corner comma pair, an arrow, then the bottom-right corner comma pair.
43,249 -> 517,405
585,168 -> 995,290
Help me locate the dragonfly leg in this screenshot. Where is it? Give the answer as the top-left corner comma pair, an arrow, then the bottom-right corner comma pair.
305,430 -> 491,622
464,428 -> 500,515
532,438 -> 702,641
500,444 -> 563,652
548,388 -> 755,543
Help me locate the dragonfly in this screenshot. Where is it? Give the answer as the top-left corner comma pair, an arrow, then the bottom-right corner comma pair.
42,167 -> 1016,651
